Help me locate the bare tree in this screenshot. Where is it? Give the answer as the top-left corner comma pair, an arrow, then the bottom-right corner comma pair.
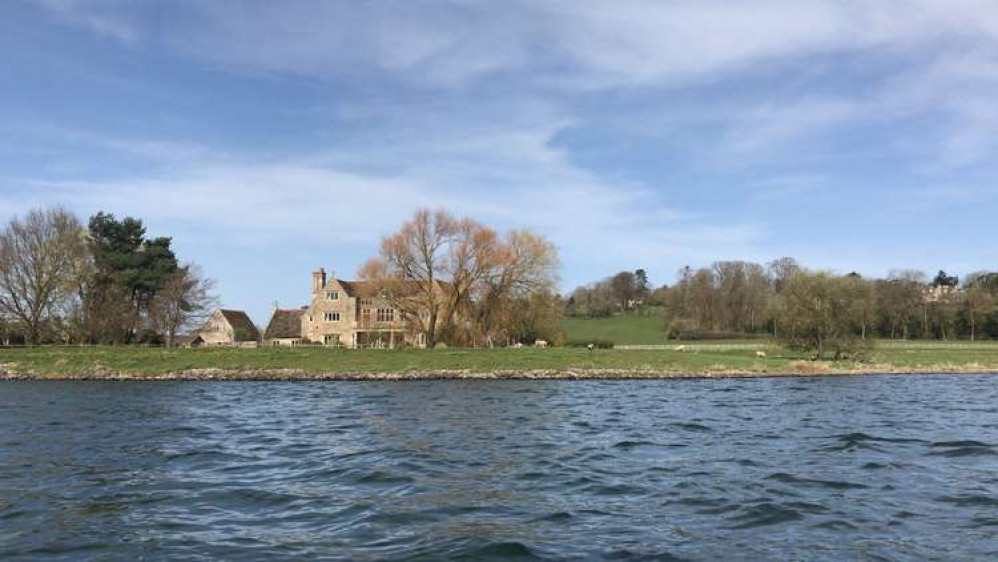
361,209 -> 559,347
0,208 -> 87,344
360,209 -> 456,348
148,265 -> 218,347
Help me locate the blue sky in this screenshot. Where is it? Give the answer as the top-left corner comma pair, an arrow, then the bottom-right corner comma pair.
3,1 -> 998,323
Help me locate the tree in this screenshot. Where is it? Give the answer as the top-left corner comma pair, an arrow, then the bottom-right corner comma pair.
470,230 -> 559,345
610,270 -> 638,310
148,265 -> 217,347
933,270 -> 959,287
0,208 -> 87,344
876,270 -> 926,339
767,257 -> 801,294
634,269 -> 650,300
86,212 -> 180,343
964,272 -> 998,341
360,208 -> 558,347
777,270 -> 871,360
359,209 -> 453,348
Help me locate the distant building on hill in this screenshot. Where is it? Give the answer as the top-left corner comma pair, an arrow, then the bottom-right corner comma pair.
196,309 -> 260,346
262,267 -> 442,348
923,284 -> 960,303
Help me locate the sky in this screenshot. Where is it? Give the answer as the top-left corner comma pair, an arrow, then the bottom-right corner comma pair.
3,0 -> 998,324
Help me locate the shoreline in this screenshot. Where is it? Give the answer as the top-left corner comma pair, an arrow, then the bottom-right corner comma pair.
4,366 -> 998,381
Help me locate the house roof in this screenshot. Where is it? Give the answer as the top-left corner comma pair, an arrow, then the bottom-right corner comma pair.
218,309 -> 260,341
336,278 -> 450,298
264,308 -> 306,340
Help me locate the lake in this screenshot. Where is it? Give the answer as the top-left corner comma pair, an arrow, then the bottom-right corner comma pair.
2,375 -> 997,560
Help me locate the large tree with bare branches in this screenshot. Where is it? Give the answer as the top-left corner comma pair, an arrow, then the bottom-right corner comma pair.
360,208 -> 559,347
0,208 -> 87,344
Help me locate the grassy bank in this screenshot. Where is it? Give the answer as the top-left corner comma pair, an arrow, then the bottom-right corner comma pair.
3,341 -> 998,380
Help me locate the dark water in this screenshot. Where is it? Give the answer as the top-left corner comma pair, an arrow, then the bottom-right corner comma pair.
2,376 -> 998,560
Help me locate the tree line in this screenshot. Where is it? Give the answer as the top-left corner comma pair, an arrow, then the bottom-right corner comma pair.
569,257 -> 998,357
662,259 -> 998,343
0,208 -> 215,346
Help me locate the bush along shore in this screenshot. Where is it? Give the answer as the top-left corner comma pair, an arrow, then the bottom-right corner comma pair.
3,343 -> 998,381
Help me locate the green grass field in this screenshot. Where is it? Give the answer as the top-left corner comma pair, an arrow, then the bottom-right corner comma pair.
4,340 -> 998,378
561,308 -> 669,345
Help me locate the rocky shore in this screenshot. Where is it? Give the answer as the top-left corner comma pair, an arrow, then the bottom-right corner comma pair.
3,365 -> 998,381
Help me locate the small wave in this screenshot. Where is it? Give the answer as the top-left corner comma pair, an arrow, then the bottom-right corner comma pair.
812,519 -> 858,531
354,470 -> 415,486
464,541 -> 541,559
727,502 -> 804,529
928,440 -> 997,457
585,483 -> 647,496
932,440 -> 991,448
602,548 -> 690,561
766,472 -> 869,490
670,422 -> 713,432
937,494 -> 998,508
532,511 -> 573,522
824,432 -> 925,451
612,440 -> 657,449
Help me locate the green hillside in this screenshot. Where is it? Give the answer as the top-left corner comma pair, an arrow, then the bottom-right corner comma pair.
561,308 -> 669,345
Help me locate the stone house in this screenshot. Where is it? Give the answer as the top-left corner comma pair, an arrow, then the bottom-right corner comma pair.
263,308 -> 307,347
923,284 -> 961,303
266,267 -> 446,348
197,309 -> 260,346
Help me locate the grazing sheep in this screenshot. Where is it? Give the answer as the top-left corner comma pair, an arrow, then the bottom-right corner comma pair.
674,345 -> 687,352
512,342 -> 524,349
535,340 -> 549,348
587,343 -> 595,352
755,350 -> 767,359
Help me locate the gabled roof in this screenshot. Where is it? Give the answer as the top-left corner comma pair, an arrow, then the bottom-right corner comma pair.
264,308 -> 306,340
218,309 -> 260,341
335,278 -> 450,298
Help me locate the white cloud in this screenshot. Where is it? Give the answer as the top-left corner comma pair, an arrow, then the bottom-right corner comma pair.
2,118 -> 762,289
33,0 -> 998,87
35,0 -> 139,45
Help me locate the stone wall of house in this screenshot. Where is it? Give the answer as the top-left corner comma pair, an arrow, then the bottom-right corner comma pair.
303,278 -> 358,346
200,310 -> 235,344
302,277 -> 419,347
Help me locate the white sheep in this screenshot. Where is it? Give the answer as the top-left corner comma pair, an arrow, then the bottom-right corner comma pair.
755,350 -> 767,359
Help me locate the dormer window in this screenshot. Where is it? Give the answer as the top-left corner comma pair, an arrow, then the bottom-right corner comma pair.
324,312 -> 340,322
326,291 -> 339,300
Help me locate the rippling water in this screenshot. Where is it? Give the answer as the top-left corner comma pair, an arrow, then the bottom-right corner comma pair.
2,376 -> 998,560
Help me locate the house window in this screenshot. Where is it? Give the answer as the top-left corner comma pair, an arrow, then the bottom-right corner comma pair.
324,334 -> 340,345
360,298 -> 373,306
324,312 -> 340,322
326,291 -> 339,300
377,308 -> 395,322
361,308 -> 371,323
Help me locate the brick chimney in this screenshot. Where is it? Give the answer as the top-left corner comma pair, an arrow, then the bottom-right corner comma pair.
312,267 -> 327,294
